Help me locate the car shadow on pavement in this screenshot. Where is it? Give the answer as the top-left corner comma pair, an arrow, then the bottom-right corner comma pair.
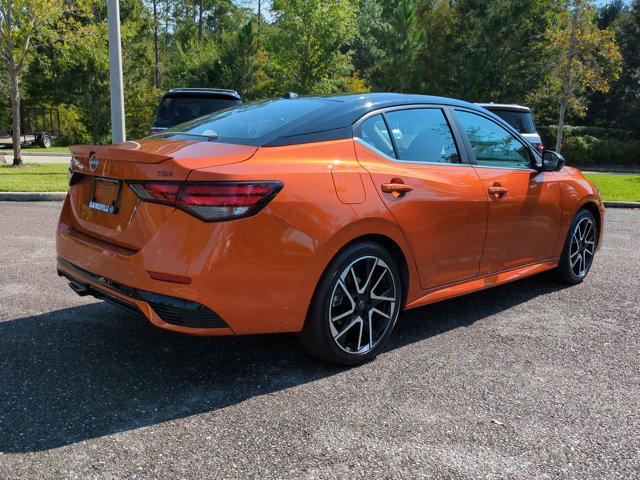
0,274 -> 568,453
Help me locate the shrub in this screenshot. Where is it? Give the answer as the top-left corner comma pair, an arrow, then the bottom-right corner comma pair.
539,125 -> 640,167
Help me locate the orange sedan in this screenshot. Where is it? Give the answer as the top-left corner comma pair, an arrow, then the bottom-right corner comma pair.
57,93 -> 604,365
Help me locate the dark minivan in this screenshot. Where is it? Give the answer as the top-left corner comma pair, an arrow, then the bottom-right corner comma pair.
150,88 -> 242,134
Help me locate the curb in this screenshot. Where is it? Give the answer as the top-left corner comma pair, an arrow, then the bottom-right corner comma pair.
603,201 -> 640,209
583,170 -> 640,175
0,151 -> 70,157
0,192 -> 67,201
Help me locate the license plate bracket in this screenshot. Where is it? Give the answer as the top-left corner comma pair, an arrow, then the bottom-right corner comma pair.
88,177 -> 122,214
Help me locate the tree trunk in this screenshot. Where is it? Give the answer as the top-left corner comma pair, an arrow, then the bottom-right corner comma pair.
153,0 -> 159,87
556,2 -> 580,153
198,0 -> 204,42
556,102 -> 566,154
9,66 -> 22,166
257,0 -> 262,31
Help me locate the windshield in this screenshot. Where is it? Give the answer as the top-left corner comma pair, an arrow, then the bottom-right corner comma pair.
155,99 -> 330,145
154,96 -> 241,127
489,109 -> 537,134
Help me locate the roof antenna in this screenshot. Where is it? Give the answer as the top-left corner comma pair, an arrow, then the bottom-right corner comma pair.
282,92 -> 298,99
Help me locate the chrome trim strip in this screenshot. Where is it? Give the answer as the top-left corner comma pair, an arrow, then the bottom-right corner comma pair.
472,164 -> 537,172
353,137 -> 471,167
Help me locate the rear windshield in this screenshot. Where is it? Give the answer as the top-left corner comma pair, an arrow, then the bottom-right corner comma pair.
155,96 -> 242,127
488,109 -> 536,134
155,99 -> 329,145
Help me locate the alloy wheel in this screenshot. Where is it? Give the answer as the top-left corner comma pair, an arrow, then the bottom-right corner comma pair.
329,255 -> 397,355
569,217 -> 596,278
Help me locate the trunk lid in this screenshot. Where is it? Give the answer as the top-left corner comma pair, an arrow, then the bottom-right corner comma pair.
67,139 -> 257,251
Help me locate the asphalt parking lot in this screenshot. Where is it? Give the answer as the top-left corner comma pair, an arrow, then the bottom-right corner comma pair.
0,202 -> 638,479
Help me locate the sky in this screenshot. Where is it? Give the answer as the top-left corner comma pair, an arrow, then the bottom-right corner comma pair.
244,0 -> 274,22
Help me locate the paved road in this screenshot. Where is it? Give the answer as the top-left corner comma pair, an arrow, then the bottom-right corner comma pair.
0,202 -> 638,479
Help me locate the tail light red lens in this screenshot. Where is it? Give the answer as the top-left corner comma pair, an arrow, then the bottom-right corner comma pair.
532,142 -> 545,154
129,181 -> 283,222
130,182 -> 181,203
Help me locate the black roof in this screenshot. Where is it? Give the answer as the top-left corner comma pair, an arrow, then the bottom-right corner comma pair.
265,93 -> 487,146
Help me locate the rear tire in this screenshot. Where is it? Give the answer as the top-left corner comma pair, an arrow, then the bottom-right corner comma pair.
297,242 -> 402,365
555,209 -> 598,284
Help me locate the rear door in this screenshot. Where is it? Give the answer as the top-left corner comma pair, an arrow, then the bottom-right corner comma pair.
354,107 -> 487,290
453,108 -> 561,274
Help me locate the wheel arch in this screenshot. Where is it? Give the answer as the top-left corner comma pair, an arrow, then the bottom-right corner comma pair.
336,233 -> 410,307
301,220 -> 418,329
322,216 -> 419,305
575,198 -> 603,248
299,230 -> 413,336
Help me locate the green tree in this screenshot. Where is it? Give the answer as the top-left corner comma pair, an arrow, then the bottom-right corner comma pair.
164,39 -> 221,89
267,0 -> 357,94
449,0 -> 561,103
587,0 -> 640,132
415,0 -> 458,96
27,0 -> 158,143
378,0 -> 424,92
541,0 -> 622,152
352,0 -> 387,83
218,21 -> 271,99
169,0 -> 250,47
0,0 -> 63,165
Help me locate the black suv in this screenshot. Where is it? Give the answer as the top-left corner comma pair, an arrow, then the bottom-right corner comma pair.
151,88 -> 242,134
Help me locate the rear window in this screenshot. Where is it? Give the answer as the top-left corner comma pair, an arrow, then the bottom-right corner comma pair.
156,99 -> 329,146
155,96 -> 241,126
488,109 -> 536,134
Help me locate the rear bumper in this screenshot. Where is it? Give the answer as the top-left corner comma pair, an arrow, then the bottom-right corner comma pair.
58,258 -> 230,331
55,195 -> 334,335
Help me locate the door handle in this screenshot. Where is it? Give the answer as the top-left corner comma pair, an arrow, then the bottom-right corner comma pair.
488,184 -> 508,197
381,182 -> 413,197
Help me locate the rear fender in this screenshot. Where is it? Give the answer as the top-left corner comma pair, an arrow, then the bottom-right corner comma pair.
319,214 -> 422,308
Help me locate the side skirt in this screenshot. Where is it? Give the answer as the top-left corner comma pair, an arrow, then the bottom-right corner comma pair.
405,259 -> 559,310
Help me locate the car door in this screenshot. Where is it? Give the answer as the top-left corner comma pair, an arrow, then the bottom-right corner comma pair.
354,107 -> 487,290
453,108 -> 562,274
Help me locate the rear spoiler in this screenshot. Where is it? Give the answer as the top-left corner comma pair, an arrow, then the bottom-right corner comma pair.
70,142 -> 173,165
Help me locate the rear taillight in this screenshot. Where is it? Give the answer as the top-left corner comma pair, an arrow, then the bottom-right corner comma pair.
532,142 -> 545,154
129,181 -> 283,222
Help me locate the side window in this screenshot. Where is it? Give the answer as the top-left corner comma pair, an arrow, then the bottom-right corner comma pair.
384,108 -> 460,164
358,114 -> 395,158
456,110 -> 532,168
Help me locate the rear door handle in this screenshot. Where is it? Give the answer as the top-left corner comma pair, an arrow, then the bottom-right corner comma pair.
381,183 -> 413,194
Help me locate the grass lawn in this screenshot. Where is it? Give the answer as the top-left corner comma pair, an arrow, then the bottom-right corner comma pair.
584,173 -> 640,202
0,146 -> 70,154
0,163 -> 69,192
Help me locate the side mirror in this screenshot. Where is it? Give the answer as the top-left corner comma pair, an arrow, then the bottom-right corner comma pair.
541,150 -> 565,172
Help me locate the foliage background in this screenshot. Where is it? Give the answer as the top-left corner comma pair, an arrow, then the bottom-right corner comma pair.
5,0 -> 640,166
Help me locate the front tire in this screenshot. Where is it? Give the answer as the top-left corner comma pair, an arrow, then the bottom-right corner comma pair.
555,209 -> 598,284
297,242 -> 402,365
